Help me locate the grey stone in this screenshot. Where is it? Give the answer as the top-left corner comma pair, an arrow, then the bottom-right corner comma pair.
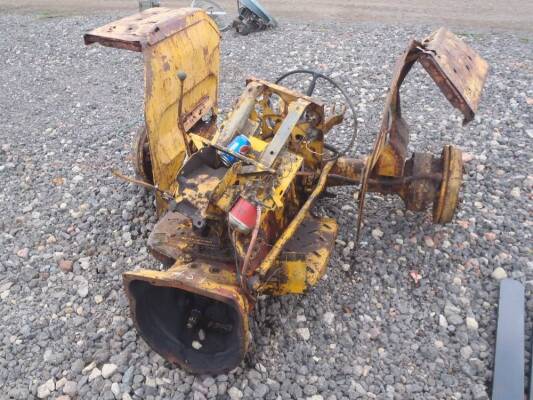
253,383 -> 269,398
0,14 -> 528,400
461,346 -> 473,359
63,381 -> 77,396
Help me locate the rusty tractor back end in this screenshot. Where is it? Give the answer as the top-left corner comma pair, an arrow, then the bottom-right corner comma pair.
84,7 -> 488,374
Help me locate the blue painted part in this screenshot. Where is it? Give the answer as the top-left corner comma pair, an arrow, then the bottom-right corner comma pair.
218,135 -> 251,166
239,0 -> 278,26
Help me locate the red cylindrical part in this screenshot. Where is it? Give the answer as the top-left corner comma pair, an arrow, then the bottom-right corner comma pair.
228,198 -> 257,234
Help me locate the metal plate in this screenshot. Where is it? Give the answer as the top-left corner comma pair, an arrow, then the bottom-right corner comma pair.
420,28 -> 489,123
259,98 -> 309,168
492,278 -> 524,400
83,7 -> 213,52
147,211 -> 233,262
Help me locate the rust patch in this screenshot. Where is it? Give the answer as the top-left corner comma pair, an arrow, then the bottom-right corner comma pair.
356,27 -> 488,240
83,7 -> 212,52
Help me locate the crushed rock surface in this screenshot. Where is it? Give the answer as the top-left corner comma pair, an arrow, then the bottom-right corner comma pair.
0,12 -> 532,400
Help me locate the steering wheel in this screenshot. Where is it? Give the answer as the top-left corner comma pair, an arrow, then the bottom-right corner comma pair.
275,69 -> 358,158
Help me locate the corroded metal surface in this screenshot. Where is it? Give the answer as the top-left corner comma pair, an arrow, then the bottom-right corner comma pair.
432,145 -> 464,223
356,28 -> 488,240
280,215 -> 338,288
259,98 -> 310,167
86,7 -> 221,215
420,28 -> 489,124
214,82 -> 264,146
123,259 -> 250,374
85,14 -> 488,374
132,125 -> 154,184
256,160 -> 336,278
83,7 -> 216,51
147,211 -> 233,261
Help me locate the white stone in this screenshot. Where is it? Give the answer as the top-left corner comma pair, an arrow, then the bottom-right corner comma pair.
79,257 -> 90,270
466,317 -> 479,330
439,314 -> 448,328
56,377 -> 67,389
94,295 -> 103,304
198,329 -> 206,341
101,363 -> 117,379
0,281 -> 12,292
491,267 -> 507,280
510,187 -> 521,198
37,386 -> 51,399
462,152 -> 475,163
37,379 -> 55,399
82,361 -> 96,374
296,315 -> 307,323
70,210 -> 82,218
111,382 -> 120,397
323,312 -> 335,325
460,345 -> 473,359
297,327 -> 311,341
192,340 -> 202,350
88,367 -> 101,382
371,228 -> 383,240
228,387 -> 243,400
44,379 -> 56,391
145,377 -> 156,387
78,285 -> 89,298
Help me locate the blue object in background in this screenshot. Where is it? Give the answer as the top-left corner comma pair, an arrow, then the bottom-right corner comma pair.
239,0 -> 278,27
491,278 -> 524,400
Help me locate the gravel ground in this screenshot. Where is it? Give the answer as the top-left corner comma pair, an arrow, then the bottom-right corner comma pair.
0,12 -> 532,400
